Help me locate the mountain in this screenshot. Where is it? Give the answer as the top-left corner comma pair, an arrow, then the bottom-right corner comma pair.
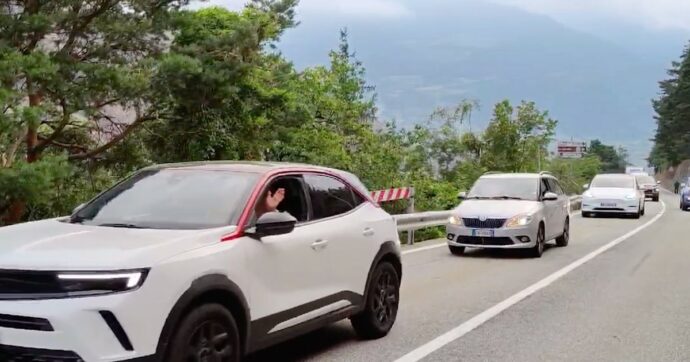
275,0 -> 688,164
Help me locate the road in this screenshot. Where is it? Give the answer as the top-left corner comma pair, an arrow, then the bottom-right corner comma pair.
248,191 -> 686,362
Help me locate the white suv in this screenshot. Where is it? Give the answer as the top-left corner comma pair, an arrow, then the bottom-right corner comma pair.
447,172 -> 571,258
0,162 -> 402,361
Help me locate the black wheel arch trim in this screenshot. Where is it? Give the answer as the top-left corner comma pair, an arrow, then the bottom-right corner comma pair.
362,241 -> 402,308
153,274 -> 250,360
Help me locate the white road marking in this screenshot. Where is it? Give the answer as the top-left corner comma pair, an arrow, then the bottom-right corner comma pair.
395,201 -> 666,362
402,242 -> 446,255
402,210 -> 583,256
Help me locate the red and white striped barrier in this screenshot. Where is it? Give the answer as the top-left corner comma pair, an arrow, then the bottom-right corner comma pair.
370,187 -> 414,203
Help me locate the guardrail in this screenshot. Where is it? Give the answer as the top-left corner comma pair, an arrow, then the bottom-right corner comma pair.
395,195 -> 582,245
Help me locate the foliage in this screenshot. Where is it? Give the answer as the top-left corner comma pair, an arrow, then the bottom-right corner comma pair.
481,100 -> 557,172
651,42 -> 690,169
545,156 -> 602,194
0,1 -> 580,230
587,139 -> 628,173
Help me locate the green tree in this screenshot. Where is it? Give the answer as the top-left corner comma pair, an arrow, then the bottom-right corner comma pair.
587,139 -> 628,172
651,41 -> 690,167
481,100 -> 557,172
147,3 -> 300,162
0,0 -> 187,223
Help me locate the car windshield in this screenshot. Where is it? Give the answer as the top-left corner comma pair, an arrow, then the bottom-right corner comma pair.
635,175 -> 655,185
71,169 -> 259,229
590,175 -> 634,189
467,177 -> 538,201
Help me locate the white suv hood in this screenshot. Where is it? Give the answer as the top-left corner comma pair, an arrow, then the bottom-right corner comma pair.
453,200 -> 541,218
0,219 -> 226,270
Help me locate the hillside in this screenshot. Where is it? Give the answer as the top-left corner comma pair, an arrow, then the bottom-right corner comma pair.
276,0 -> 683,164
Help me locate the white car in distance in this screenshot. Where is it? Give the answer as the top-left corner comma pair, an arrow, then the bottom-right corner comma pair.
582,173 -> 645,218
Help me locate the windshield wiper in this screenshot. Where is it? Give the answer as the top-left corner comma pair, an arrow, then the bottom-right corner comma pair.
491,195 -> 525,200
97,223 -> 146,229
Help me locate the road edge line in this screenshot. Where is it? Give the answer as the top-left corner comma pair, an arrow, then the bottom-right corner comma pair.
394,200 -> 666,362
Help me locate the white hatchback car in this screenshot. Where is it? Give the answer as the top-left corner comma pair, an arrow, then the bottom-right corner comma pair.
582,173 -> 645,218
447,172 -> 571,258
0,162 -> 402,362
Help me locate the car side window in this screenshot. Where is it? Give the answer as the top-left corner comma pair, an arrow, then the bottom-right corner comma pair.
304,174 -> 359,220
252,176 -> 310,224
546,178 -> 564,195
540,178 -> 550,197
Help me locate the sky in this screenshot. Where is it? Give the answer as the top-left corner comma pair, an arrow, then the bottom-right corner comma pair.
203,0 -> 690,31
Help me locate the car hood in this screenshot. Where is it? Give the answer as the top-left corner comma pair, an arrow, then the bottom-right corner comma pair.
586,187 -> 636,198
0,219 -> 232,270
639,184 -> 656,190
453,200 -> 541,219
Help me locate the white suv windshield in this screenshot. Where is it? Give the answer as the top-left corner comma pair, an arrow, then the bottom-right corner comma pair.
591,176 -> 634,189
71,169 -> 259,229
467,177 -> 538,201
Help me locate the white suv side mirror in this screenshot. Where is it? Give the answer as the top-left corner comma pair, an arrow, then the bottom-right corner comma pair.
542,192 -> 558,201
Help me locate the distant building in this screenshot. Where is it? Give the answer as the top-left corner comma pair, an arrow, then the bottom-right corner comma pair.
556,140 -> 587,159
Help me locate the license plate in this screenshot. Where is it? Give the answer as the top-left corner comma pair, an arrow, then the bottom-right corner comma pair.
601,202 -> 617,207
472,229 -> 494,237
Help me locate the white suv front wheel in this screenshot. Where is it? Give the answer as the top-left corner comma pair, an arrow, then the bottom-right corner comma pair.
351,262 -> 400,339
167,303 -> 241,362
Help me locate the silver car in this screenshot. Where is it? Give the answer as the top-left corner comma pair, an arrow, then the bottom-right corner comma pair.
446,172 -> 570,258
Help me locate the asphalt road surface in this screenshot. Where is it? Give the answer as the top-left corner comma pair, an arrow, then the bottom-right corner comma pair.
249,191 -> 684,362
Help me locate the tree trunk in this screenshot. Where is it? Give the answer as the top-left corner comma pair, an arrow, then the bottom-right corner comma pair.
26,92 -> 41,162
4,90 -> 43,225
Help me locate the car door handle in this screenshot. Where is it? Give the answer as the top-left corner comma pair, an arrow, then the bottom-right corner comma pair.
363,228 -> 375,237
311,239 -> 329,250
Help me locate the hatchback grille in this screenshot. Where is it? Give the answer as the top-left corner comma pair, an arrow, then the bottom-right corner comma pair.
462,218 -> 506,229
0,345 -> 83,362
457,236 -> 514,246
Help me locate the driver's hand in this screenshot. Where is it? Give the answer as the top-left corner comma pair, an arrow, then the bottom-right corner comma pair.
265,188 -> 286,211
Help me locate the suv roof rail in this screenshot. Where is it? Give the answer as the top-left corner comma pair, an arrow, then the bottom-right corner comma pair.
539,171 -> 553,176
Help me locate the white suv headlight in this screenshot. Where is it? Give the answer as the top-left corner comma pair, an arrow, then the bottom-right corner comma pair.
505,214 -> 533,228
583,191 -> 593,198
448,215 -> 463,225
625,194 -> 636,199
56,270 -> 149,297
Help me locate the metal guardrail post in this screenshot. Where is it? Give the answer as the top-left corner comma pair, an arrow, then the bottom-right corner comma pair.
406,187 -> 415,245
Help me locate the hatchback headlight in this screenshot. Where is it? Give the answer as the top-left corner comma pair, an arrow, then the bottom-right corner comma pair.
505,214 -> 533,228
625,194 -> 636,199
448,215 -> 463,225
56,270 -> 148,297
583,191 -> 593,198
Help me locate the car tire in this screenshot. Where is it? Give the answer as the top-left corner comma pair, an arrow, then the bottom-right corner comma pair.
166,303 -> 241,362
641,205 -> 645,216
632,210 -> 641,219
449,245 -> 465,255
555,218 -> 569,247
529,225 -> 545,258
351,262 -> 400,340
653,196 -> 659,202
